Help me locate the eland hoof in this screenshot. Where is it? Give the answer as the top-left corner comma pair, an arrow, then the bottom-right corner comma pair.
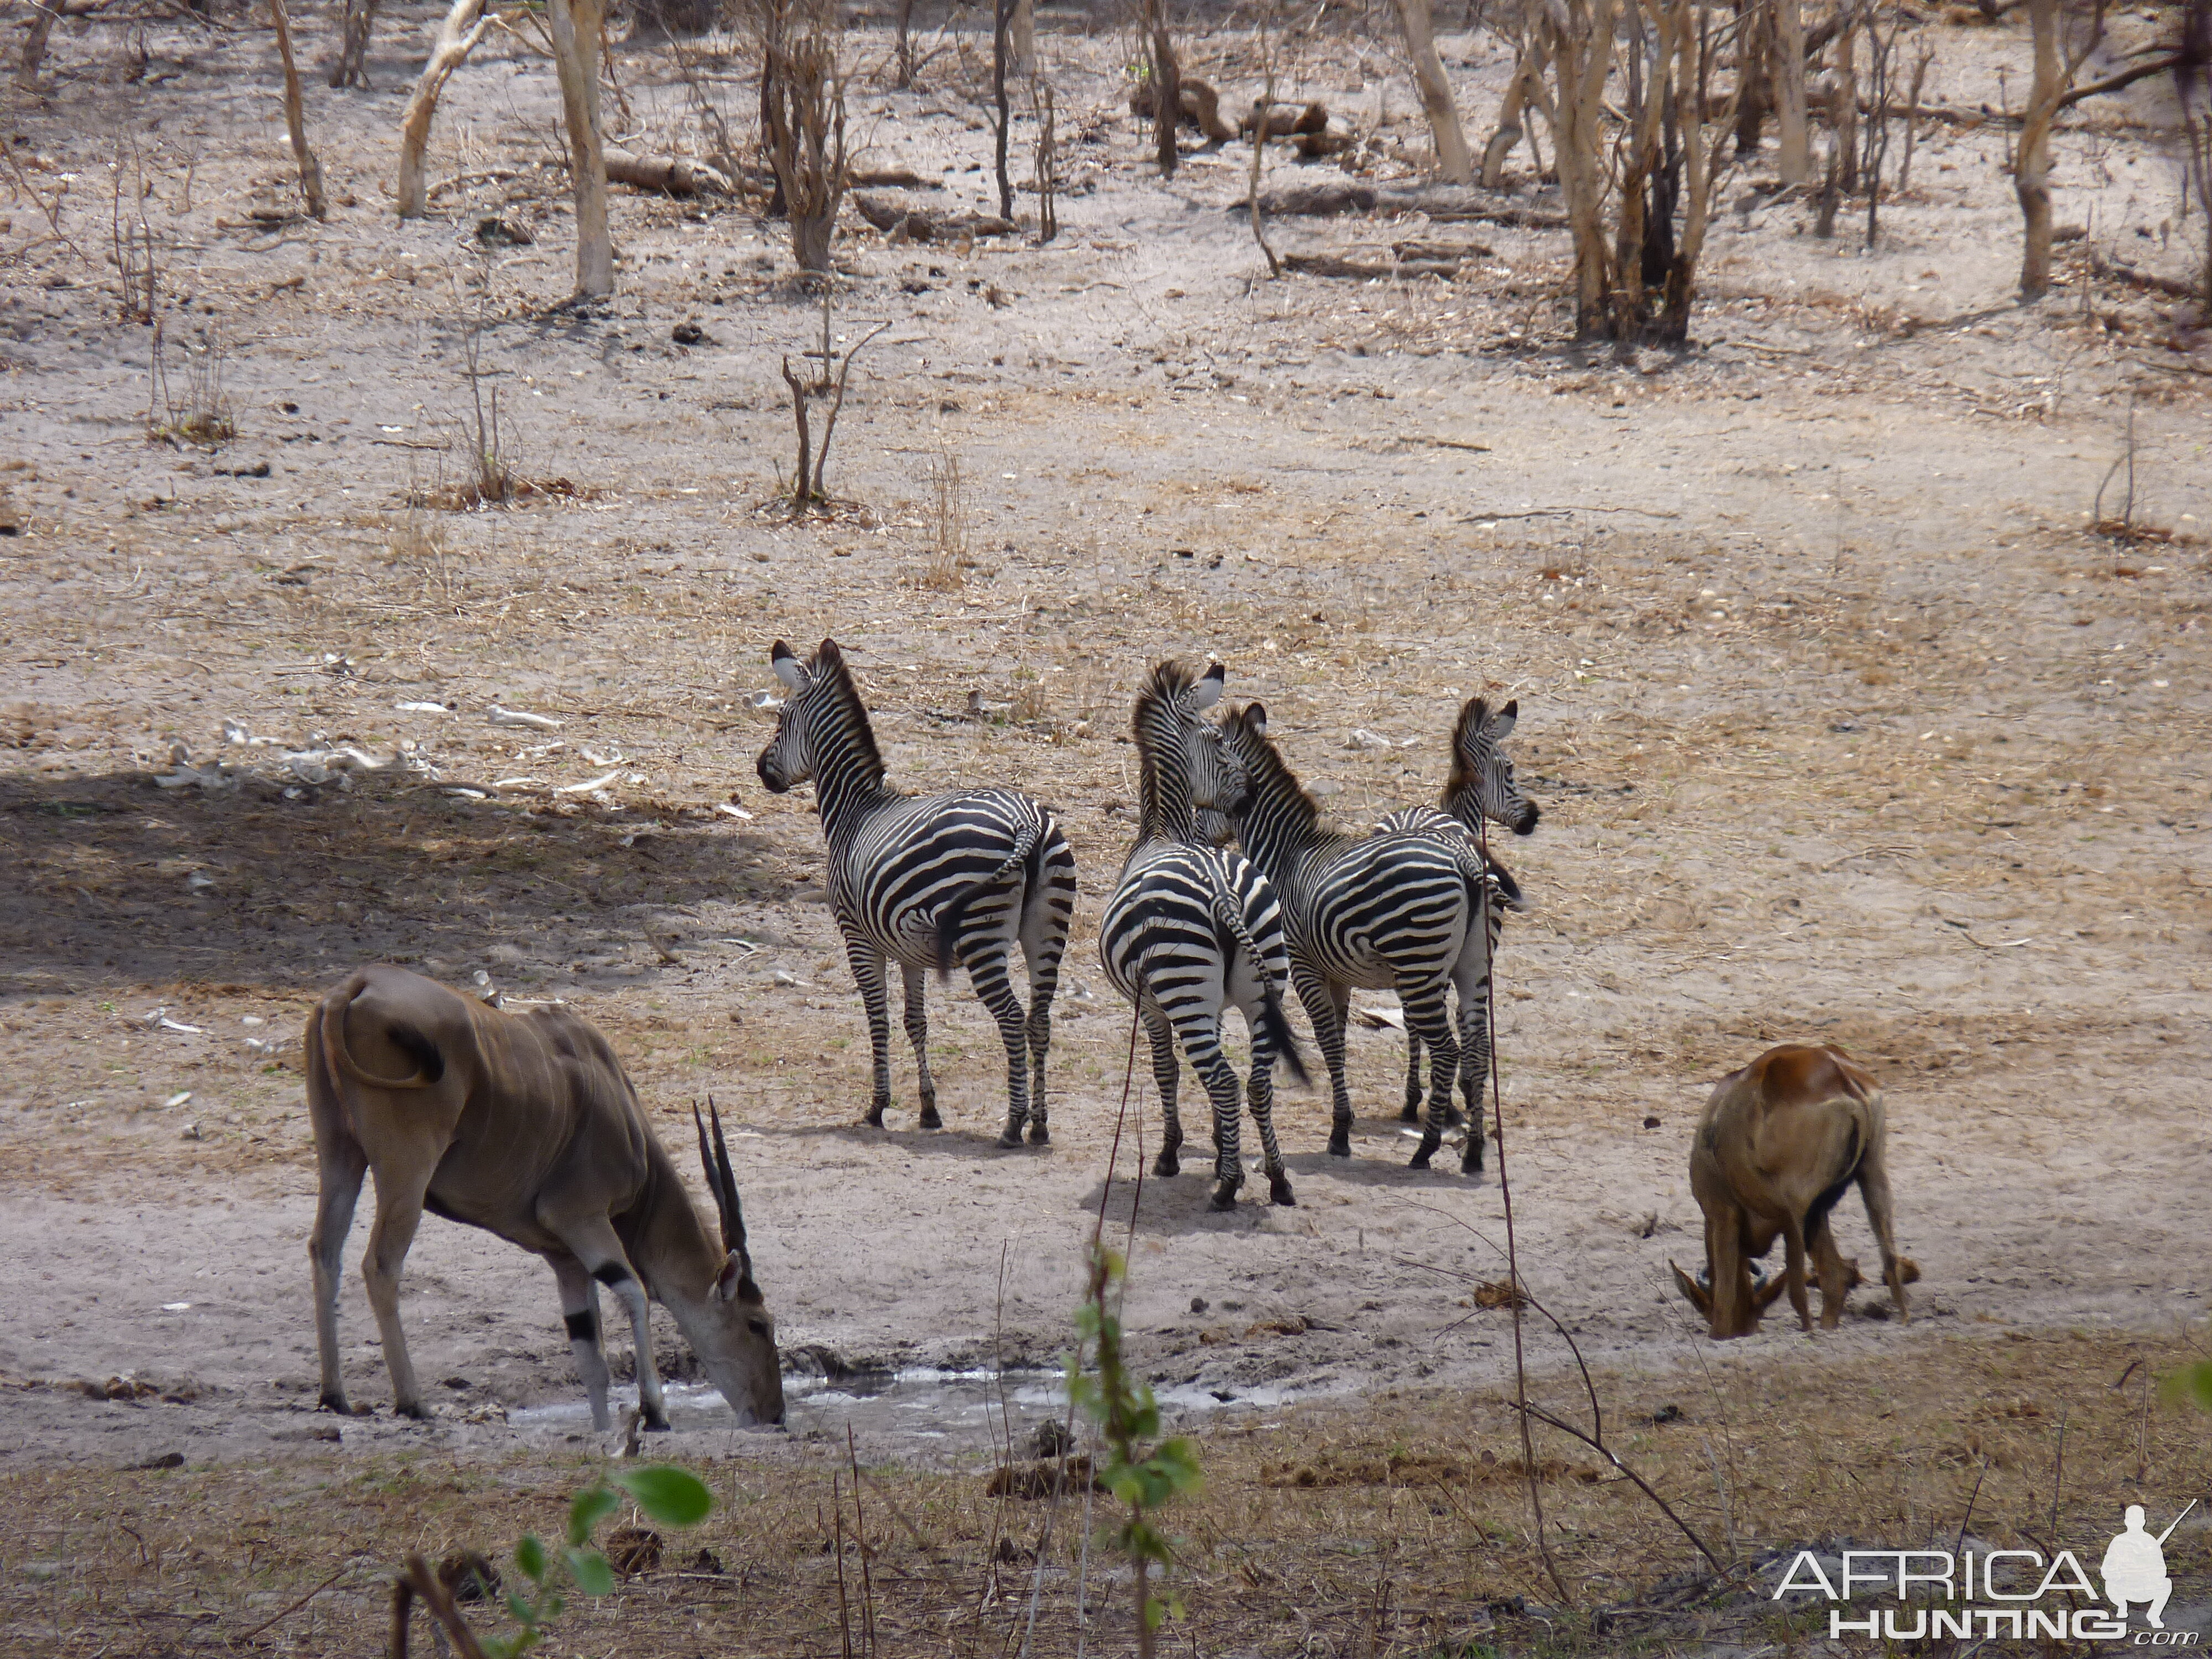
643,1409 -> 672,1433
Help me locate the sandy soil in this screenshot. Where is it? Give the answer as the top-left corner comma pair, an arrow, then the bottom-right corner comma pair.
2,2 -> 2210,1648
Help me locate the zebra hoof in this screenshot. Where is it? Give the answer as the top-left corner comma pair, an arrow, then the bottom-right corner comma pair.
995,1124 -> 1025,1150
1026,1121 -> 1051,1146
1460,1140 -> 1486,1175
863,1107 -> 886,1129
1398,1102 -> 1422,1124
1208,1181 -> 1240,1211
1326,1133 -> 1350,1159
919,1106 -> 944,1130
1269,1172 -> 1296,1207
1152,1147 -> 1181,1177
1408,1139 -> 1441,1171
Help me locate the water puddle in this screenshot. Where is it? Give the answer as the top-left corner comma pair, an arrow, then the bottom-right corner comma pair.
508,1366 -> 1320,1452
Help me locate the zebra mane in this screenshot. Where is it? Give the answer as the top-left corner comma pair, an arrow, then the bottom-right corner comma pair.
1132,659 -> 1198,841
1442,695 -> 1495,806
1227,705 -> 1322,836
806,638 -> 887,789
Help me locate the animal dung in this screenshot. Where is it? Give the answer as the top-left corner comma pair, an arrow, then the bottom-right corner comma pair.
604,1526 -> 663,1577
985,1454 -> 1105,1500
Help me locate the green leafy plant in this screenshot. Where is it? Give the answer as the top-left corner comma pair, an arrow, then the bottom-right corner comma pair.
1068,1240 -> 1203,1655
2163,1359 -> 2212,1413
394,1465 -> 712,1659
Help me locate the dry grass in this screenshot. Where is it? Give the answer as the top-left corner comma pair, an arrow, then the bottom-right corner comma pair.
4,1329 -> 2204,1656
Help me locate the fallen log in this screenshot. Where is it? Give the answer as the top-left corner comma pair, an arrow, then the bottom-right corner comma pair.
849,166 -> 940,188
2089,248 -> 2203,301
852,192 -> 1015,240
1238,99 -> 1329,138
1394,236 -> 1493,262
602,148 -> 732,196
1233,182 -> 1567,227
985,1455 -> 1107,1500
1283,253 -> 1461,280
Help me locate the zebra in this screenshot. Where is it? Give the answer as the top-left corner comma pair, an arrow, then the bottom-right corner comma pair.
1098,660 -> 1308,1211
1220,702 -> 1511,1174
755,638 -> 1077,1149
1374,694 -> 1541,1165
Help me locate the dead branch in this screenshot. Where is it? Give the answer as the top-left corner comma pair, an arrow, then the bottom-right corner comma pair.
395,0 -> 491,218
603,147 -> 732,195
267,0 -> 326,219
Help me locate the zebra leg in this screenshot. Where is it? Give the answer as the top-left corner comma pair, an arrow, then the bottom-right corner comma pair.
1295,969 -> 1354,1159
965,943 -> 1034,1150
1144,1003 -> 1183,1177
845,936 -> 896,1128
1020,871 -> 1071,1146
1401,1029 -> 1426,1123
1183,1038 -> 1246,1211
1455,962 -> 1493,1174
898,963 -> 941,1130
1245,1037 -> 1295,1207
1402,984 -> 1459,1171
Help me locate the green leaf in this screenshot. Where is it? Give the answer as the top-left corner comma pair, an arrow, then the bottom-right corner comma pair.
567,1483 -> 621,1547
566,1547 -> 616,1598
612,1464 -> 714,1528
2161,1360 -> 2212,1412
502,1590 -> 534,1627
513,1533 -> 546,1582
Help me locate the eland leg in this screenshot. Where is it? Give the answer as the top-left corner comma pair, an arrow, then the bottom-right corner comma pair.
309,1134 -> 366,1416
551,1217 -> 667,1430
550,1255 -> 615,1432
360,1165 -> 434,1421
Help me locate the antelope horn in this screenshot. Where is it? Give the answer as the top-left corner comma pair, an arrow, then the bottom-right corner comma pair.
693,1099 -> 732,1235
709,1097 -> 748,1263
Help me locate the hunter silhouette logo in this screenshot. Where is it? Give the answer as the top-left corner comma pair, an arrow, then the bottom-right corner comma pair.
2105,1502 -> 2195,1630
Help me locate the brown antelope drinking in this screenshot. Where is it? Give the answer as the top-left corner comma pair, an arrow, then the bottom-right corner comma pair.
306,965 -> 784,1430
1670,1044 -> 1918,1339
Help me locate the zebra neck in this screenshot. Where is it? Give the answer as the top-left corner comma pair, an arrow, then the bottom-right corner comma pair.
1134,733 -> 1197,844
1234,805 -> 1336,887
811,745 -> 896,833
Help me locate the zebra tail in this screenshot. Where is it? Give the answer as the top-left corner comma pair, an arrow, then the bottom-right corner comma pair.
930,821 -> 1041,982
1453,841 -> 1527,919
1207,889 -> 1311,1089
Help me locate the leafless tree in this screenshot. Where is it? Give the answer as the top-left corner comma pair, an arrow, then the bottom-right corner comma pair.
1777,0 -> 1809,182
1141,0 -> 1180,175
268,0 -> 327,219
752,0 -> 847,273
330,0 -> 375,88
395,0 -> 492,217
1398,0 -> 1473,181
548,0 -> 613,296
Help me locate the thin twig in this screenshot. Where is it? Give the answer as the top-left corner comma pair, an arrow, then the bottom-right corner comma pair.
236,1563 -> 349,1641
1516,1402 -> 1729,1577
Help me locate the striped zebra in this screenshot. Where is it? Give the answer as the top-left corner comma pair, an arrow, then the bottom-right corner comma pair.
755,639 -> 1077,1148
1098,661 -> 1308,1211
1374,695 -> 1541,1166
1221,703 -> 1510,1173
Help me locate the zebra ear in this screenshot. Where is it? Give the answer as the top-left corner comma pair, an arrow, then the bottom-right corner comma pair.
1191,662 -> 1225,711
770,641 -> 805,689
1244,702 -> 1269,736
1489,700 -> 1519,740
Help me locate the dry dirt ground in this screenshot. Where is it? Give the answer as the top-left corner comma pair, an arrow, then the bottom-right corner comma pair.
2,3 -> 2210,1654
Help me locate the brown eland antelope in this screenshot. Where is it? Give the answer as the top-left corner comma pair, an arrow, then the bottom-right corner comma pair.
306,965 -> 784,1430
1669,1044 -> 1918,1339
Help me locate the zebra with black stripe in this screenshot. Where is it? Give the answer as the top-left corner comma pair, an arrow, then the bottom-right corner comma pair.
1374,695 -> 1540,1165
1220,702 -> 1516,1173
1098,661 -> 1308,1211
755,638 -> 1077,1148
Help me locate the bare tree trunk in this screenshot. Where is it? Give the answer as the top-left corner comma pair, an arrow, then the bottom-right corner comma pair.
1481,37 -> 1548,186
268,0 -> 327,219
1536,0 -> 1621,334
1777,0 -> 1809,182
549,0 -> 614,297
20,0 -> 60,86
1396,0 -> 1473,182
1733,0 -> 1772,155
1897,44 -> 1931,189
1835,6 -> 1860,192
1144,0 -> 1179,176
330,0 -> 377,88
1010,0 -> 1032,70
1660,0 -> 1734,339
2016,0 -> 2060,298
894,0 -> 913,88
992,0 -> 1013,218
395,0 -> 489,217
